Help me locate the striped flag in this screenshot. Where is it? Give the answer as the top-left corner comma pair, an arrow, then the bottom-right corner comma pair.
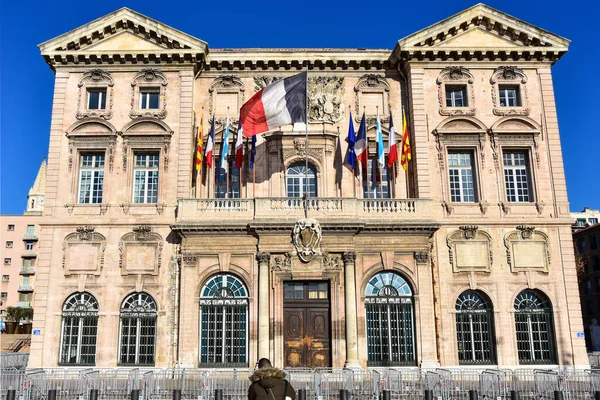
195,115 -> 204,171
375,110 -> 384,170
401,109 -> 411,171
235,122 -> 244,169
387,114 -> 398,167
346,112 -> 356,169
220,115 -> 231,169
240,72 -> 307,137
355,113 -> 368,167
205,116 -> 215,168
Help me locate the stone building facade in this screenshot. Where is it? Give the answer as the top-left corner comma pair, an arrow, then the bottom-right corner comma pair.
29,4 -> 587,368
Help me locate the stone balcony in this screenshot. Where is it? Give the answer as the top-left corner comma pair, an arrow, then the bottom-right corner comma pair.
175,197 -> 436,231
18,285 -> 34,292
19,267 -> 35,275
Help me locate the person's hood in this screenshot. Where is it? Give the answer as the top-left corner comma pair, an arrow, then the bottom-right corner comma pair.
249,367 -> 286,389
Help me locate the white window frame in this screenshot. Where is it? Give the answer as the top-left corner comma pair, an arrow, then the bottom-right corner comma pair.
446,85 -> 468,107
447,150 -> 477,203
499,85 -> 521,107
503,150 -> 532,203
132,153 -> 159,204
86,88 -> 107,110
78,153 -> 105,204
286,164 -> 317,198
139,87 -> 160,110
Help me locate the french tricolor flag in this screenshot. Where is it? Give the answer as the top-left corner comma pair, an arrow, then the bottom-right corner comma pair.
240,72 -> 307,137
355,113 -> 368,167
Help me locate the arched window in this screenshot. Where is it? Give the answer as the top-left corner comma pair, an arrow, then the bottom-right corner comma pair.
286,164 -> 316,197
60,292 -> 99,365
119,292 -> 157,365
514,290 -> 557,364
455,290 -> 495,364
199,274 -> 248,366
364,272 -> 415,366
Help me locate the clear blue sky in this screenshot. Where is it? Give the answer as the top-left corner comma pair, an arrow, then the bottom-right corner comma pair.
1,0 -> 598,215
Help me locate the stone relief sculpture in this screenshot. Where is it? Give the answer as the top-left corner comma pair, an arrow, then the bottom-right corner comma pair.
292,218 -> 323,263
77,69 -> 114,120
308,76 -> 344,123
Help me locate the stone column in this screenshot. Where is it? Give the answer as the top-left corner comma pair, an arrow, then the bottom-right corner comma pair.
256,252 -> 271,359
343,252 -> 360,368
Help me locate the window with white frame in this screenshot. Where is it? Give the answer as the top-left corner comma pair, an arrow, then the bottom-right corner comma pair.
503,151 -> 531,202
119,292 -> 157,365
365,272 -> 415,366
139,88 -> 160,109
215,159 -> 240,199
87,88 -> 107,110
448,150 -> 477,202
60,292 -> 99,365
2,276 -> 9,282
78,154 -> 105,204
133,153 -> 159,204
514,290 -> 556,364
446,85 -> 468,107
363,158 -> 390,199
287,164 -> 317,198
25,242 -> 34,251
199,274 -> 248,367
499,86 -> 521,107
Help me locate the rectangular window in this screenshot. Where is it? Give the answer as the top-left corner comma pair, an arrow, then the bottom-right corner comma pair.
586,280 -> 592,295
446,85 -> 467,107
6,241 -> 13,248
499,86 -> 521,107
139,88 -> 160,109
133,153 -> 159,204
18,293 -> 30,302
363,158 -> 390,199
4,258 -> 10,265
78,154 -> 105,204
23,259 -> 33,267
1,292 -> 7,300
308,282 -> 328,299
503,151 -> 531,202
2,276 -> 9,282
576,219 -> 587,227
26,225 -> 34,235
590,218 -> 599,225
591,235 -> 599,251
87,88 -> 107,110
7,225 -> 14,231
448,151 -> 476,202
215,159 -> 240,199
25,242 -> 34,251
21,276 -> 30,286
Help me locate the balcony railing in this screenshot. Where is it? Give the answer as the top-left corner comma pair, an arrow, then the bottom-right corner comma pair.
23,233 -> 38,241
17,285 -> 34,292
21,250 -> 37,258
15,301 -> 31,307
19,267 -> 35,275
177,197 -> 432,223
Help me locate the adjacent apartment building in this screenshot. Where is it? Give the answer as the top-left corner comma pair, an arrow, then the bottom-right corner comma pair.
0,160 -> 46,328
29,4 -> 587,368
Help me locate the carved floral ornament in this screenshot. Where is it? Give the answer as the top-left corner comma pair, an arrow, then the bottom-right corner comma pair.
490,66 -> 529,116
130,69 -> 168,120
504,226 -> 550,272
446,226 -> 493,272
436,66 -> 476,116
354,74 -> 391,123
77,69 -> 114,120
292,218 -> 323,263
252,75 -> 344,124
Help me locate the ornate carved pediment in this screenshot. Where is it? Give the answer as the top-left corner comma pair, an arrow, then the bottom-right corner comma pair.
130,69 -> 168,120
62,227 -> 106,275
504,226 -> 550,272
432,116 -> 488,170
292,218 -> 323,263
354,74 -> 390,123
119,226 -> 163,276
76,69 -> 114,120
436,67 -> 476,116
490,66 -> 530,116
120,118 -> 173,172
488,116 -> 541,169
447,227 -> 493,272
308,76 -> 344,124
66,118 -> 118,172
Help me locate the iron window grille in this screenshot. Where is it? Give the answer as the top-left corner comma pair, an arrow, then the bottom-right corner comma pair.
365,272 -> 416,366
287,164 -> 317,198
514,290 -> 557,364
119,292 -> 157,365
60,292 -> 99,365
78,154 -> 105,204
199,274 -> 248,367
455,290 -> 496,365
503,151 -> 531,202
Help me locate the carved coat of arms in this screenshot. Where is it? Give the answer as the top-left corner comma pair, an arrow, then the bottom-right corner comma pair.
292,218 -> 323,262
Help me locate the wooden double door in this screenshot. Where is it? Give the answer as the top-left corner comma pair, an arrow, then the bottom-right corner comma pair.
283,281 -> 331,368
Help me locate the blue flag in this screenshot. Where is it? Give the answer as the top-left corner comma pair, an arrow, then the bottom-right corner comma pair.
250,135 -> 257,170
347,112 -> 356,169
220,116 -> 230,169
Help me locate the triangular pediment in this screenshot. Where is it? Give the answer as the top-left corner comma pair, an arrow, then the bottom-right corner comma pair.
393,3 -> 569,61
39,8 -> 207,67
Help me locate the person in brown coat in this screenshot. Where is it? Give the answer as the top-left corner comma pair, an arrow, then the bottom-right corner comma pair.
248,358 -> 296,400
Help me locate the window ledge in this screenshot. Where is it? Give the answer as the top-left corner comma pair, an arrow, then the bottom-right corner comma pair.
120,203 -> 166,215
493,106 -> 530,116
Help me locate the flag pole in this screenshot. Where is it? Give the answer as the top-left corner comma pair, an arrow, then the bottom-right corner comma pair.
304,65 -> 309,219
350,106 -> 356,198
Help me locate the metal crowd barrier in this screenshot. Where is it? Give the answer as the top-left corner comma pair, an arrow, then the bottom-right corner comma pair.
0,353 -> 30,370
7,368 -> 600,400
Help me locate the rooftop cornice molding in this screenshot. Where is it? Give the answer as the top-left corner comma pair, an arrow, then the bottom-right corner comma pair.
39,7 -> 207,69
392,3 -> 569,63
